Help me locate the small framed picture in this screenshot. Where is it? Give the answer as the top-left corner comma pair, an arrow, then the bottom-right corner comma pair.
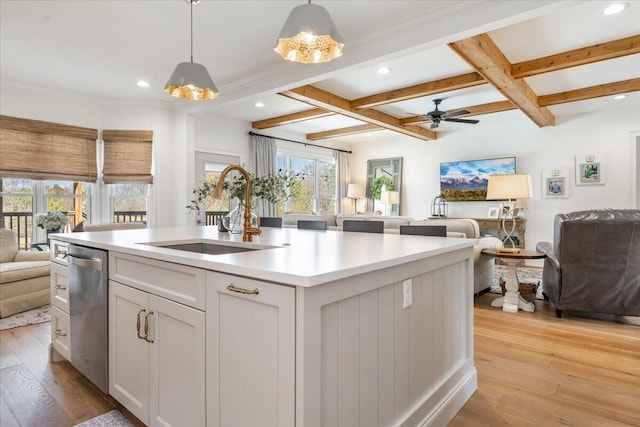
542,167 -> 570,198
488,207 -> 500,219
499,202 -> 515,218
575,153 -> 606,185
546,177 -> 565,197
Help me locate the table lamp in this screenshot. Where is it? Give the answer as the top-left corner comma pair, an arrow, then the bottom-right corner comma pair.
346,183 -> 365,213
486,173 -> 533,253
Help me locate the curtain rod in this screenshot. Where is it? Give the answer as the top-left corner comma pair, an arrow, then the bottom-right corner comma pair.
248,131 -> 352,154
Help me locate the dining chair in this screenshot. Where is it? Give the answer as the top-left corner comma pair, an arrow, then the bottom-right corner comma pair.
297,220 -> 328,230
342,220 -> 384,234
399,225 -> 447,237
259,217 -> 283,228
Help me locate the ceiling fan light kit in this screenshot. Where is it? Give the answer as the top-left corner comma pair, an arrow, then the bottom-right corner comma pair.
274,1 -> 344,64
165,0 -> 218,100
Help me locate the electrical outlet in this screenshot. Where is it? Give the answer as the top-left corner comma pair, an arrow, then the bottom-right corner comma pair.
403,279 -> 412,309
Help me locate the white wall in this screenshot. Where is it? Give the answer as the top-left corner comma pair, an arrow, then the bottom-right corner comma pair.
350,108 -> 640,252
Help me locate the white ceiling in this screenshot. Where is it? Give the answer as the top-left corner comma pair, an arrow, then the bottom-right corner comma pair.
1,1 -> 639,144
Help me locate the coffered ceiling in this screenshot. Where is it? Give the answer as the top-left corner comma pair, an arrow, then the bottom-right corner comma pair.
1,1 -> 638,145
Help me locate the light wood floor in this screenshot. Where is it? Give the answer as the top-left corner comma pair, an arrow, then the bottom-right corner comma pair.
0,295 -> 638,426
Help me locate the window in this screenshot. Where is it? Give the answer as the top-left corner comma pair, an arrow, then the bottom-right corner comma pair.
110,183 -> 148,223
0,178 -> 91,249
277,152 -> 336,214
0,178 -> 34,249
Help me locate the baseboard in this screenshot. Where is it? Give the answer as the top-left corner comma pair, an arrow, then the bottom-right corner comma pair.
419,368 -> 478,427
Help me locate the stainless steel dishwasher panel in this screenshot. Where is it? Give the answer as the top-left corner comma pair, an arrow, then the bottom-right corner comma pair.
68,244 -> 108,394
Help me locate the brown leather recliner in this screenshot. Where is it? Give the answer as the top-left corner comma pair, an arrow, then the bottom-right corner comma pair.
536,209 -> 640,318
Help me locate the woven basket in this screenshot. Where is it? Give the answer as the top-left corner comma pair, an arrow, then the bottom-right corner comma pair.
499,277 -> 539,304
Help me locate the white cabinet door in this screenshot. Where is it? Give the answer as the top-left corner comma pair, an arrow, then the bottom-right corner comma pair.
109,281 -> 150,425
148,294 -> 205,427
206,272 -> 295,427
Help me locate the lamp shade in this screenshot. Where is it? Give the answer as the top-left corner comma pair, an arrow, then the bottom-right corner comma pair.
486,173 -> 533,200
387,191 -> 399,204
347,183 -> 365,198
274,3 -> 344,64
165,62 -> 219,100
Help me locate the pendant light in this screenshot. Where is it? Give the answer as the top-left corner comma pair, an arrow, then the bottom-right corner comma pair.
165,0 -> 218,100
274,0 -> 344,64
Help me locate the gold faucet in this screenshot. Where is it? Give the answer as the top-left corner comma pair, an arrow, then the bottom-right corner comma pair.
214,165 -> 261,242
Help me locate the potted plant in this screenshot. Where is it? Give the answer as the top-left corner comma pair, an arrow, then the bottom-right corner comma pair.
187,169 -> 300,233
35,211 -> 70,243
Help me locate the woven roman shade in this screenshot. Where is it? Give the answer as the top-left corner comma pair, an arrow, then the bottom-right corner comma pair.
0,115 -> 98,182
102,130 -> 153,184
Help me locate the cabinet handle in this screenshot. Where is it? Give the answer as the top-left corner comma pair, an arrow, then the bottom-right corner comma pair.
144,311 -> 154,343
137,309 -> 147,340
54,329 -> 67,337
54,284 -> 67,290
227,284 -> 260,295
56,250 -> 68,259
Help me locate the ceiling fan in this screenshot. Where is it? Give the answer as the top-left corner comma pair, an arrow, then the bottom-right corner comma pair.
425,99 -> 479,129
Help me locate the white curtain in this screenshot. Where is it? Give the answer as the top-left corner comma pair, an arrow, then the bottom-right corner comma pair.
334,151 -> 350,213
251,133 -> 277,217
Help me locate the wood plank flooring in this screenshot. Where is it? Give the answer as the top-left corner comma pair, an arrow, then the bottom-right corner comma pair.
0,294 -> 638,426
451,293 -> 640,427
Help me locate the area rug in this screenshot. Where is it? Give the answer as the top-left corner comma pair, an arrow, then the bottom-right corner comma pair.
491,265 -> 544,300
74,410 -> 135,427
0,304 -> 51,331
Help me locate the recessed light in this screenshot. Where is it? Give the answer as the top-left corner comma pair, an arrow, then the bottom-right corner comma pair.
254,102 -> 265,108
137,80 -> 150,88
602,3 -> 628,15
613,94 -> 627,100
377,66 -> 391,75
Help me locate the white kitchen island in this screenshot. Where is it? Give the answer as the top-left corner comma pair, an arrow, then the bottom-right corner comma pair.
50,226 -> 477,427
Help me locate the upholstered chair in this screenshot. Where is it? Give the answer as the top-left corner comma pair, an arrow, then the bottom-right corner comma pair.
0,229 -> 51,318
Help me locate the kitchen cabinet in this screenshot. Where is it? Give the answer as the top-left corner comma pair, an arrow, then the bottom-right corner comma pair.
206,272 -> 295,427
109,280 -> 205,427
49,240 -> 70,362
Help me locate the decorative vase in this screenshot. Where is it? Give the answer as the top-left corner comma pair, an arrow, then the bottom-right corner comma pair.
222,200 -> 258,234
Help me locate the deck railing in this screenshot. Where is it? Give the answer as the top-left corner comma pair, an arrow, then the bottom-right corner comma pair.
2,210 -> 228,250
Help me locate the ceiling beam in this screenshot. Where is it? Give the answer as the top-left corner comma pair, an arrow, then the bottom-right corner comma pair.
399,100 -> 516,125
251,108 -> 335,129
538,78 -> 640,106
307,124 -> 383,141
449,33 -> 555,127
350,72 -> 486,110
280,85 -> 437,141
512,35 -> 640,79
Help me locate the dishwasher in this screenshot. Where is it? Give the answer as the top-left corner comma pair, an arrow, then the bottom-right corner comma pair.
68,244 -> 108,394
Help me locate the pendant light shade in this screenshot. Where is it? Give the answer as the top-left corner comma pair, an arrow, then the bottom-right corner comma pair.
165,0 -> 218,100
274,2 -> 344,64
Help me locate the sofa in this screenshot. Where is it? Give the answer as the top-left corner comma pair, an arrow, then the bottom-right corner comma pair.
0,228 -> 51,318
281,213 -> 502,293
536,209 -> 640,318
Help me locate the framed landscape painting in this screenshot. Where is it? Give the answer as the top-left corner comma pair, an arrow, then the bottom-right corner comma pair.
440,157 -> 516,201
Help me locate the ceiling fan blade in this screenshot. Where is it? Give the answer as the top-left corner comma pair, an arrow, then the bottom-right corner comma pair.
430,122 -> 439,129
444,109 -> 470,119
444,118 -> 480,124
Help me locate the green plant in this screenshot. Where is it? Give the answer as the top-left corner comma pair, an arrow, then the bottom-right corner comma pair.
370,176 -> 394,200
187,169 -> 300,212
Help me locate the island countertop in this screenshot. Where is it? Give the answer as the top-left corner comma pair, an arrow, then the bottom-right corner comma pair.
50,226 -> 476,287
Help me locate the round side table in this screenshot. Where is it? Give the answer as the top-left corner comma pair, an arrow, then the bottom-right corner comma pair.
481,248 -> 546,313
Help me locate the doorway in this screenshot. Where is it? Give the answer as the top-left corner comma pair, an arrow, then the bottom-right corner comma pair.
193,152 -> 240,225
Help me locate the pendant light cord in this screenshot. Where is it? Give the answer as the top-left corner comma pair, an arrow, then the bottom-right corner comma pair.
190,0 -> 194,63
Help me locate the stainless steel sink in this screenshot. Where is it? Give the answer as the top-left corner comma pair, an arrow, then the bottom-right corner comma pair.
159,242 -> 257,255
141,240 -> 279,255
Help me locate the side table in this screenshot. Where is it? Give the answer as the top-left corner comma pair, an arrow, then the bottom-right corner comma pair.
481,248 -> 546,313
